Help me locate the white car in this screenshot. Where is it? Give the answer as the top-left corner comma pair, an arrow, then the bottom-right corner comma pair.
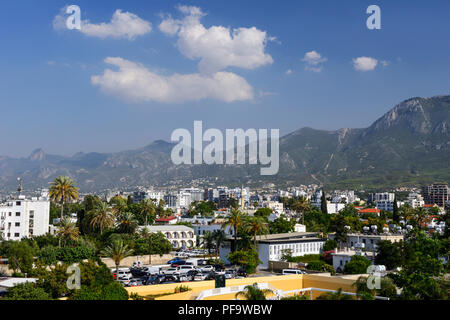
164,267 -> 179,275
200,265 -> 215,273
177,265 -> 196,274
194,273 -> 207,281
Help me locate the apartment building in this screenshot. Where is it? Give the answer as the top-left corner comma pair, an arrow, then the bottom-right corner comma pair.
0,195 -> 50,240
422,183 -> 449,208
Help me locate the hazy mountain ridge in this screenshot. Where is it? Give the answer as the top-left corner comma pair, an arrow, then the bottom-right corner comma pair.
1,95 -> 449,192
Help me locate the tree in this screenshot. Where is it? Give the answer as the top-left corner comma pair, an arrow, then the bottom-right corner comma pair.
101,239 -> 134,275
222,209 -> 244,252
329,215 -> 348,249
212,229 -> 227,257
323,239 -> 338,252
375,240 -> 404,270
2,282 -> 52,300
353,276 -> 397,300
139,228 -> 153,265
140,199 -> 156,226
254,208 -> 272,221
269,215 -> 295,234
316,288 -> 353,300
227,249 -> 261,274
56,217 -> 80,247
245,216 -> 269,249
393,195 -> 400,223
320,190 -> 328,214
344,255 -> 372,274
201,231 -> 215,258
235,283 -> 273,300
291,197 -> 310,224
7,241 -> 35,275
48,176 -> 79,220
115,211 -> 138,234
90,202 -> 115,235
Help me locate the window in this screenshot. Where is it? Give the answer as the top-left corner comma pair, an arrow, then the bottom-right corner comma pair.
15,212 -> 20,217
14,233 -> 20,237
16,201 -> 21,206
15,222 -> 20,227
8,212 -> 11,217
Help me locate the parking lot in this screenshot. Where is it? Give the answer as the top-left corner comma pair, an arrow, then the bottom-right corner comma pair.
112,250 -> 251,287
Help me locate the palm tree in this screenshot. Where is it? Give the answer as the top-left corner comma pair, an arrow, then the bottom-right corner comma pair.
101,239 -> 134,276
222,209 -> 244,252
212,229 -> 227,258
56,217 -> 79,247
90,202 -> 115,235
245,216 -> 269,249
140,199 -> 156,226
49,176 -> 79,220
115,212 -> 138,234
139,228 -> 153,265
235,283 -> 273,300
201,231 -> 215,258
291,196 -> 310,224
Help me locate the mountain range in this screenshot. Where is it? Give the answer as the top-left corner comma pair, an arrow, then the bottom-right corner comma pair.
1,95 -> 449,193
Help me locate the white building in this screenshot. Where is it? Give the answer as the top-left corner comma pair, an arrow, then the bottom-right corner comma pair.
219,232 -> 325,270
140,225 -> 196,249
407,192 -> 425,209
0,195 -> 50,240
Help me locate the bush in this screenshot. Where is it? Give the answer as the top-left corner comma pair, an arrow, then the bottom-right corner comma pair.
344,255 -> 371,274
306,260 -> 336,275
2,282 -> 52,300
323,239 -> 338,252
227,249 -> 261,274
174,285 -> 192,293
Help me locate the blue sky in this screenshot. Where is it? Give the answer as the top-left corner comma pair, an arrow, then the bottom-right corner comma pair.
1,0 -> 450,157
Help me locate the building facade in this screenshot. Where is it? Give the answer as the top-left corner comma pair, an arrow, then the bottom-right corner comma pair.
140,225 -> 196,249
0,195 -> 50,240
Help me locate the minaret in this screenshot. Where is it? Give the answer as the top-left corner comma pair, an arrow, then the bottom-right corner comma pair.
240,186 -> 245,210
17,178 -> 22,197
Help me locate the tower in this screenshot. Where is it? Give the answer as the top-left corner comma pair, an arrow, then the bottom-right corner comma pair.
240,186 -> 245,210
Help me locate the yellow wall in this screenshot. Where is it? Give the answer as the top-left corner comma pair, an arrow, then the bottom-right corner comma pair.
126,274 -> 357,300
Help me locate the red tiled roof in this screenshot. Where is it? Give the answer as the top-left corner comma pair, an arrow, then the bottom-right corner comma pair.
424,204 -> 435,208
358,208 -> 381,213
155,216 -> 176,222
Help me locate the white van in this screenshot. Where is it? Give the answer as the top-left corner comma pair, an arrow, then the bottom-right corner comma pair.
143,266 -> 161,275
177,265 -> 196,274
282,269 -> 305,275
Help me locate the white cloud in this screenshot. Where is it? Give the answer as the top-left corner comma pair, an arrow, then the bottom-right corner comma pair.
302,50 -> 327,72
380,60 -> 390,67
53,9 -> 152,40
91,57 -> 254,103
285,69 -> 293,75
353,56 -> 378,71
158,5 -> 274,74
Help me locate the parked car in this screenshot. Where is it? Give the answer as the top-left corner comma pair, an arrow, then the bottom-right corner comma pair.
144,274 -> 166,285
200,265 -> 215,273
168,257 -> 185,264
128,279 -> 142,287
197,259 -> 208,266
164,267 -> 180,275
185,270 -> 199,281
236,269 -> 248,277
177,265 -> 196,274
143,266 -> 161,275
225,270 -> 235,279
194,273 -> 208,281
130,267 -> 147,277
171,260 -> 187,267
282,269 -> 306,275
213,264 -> 225,272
